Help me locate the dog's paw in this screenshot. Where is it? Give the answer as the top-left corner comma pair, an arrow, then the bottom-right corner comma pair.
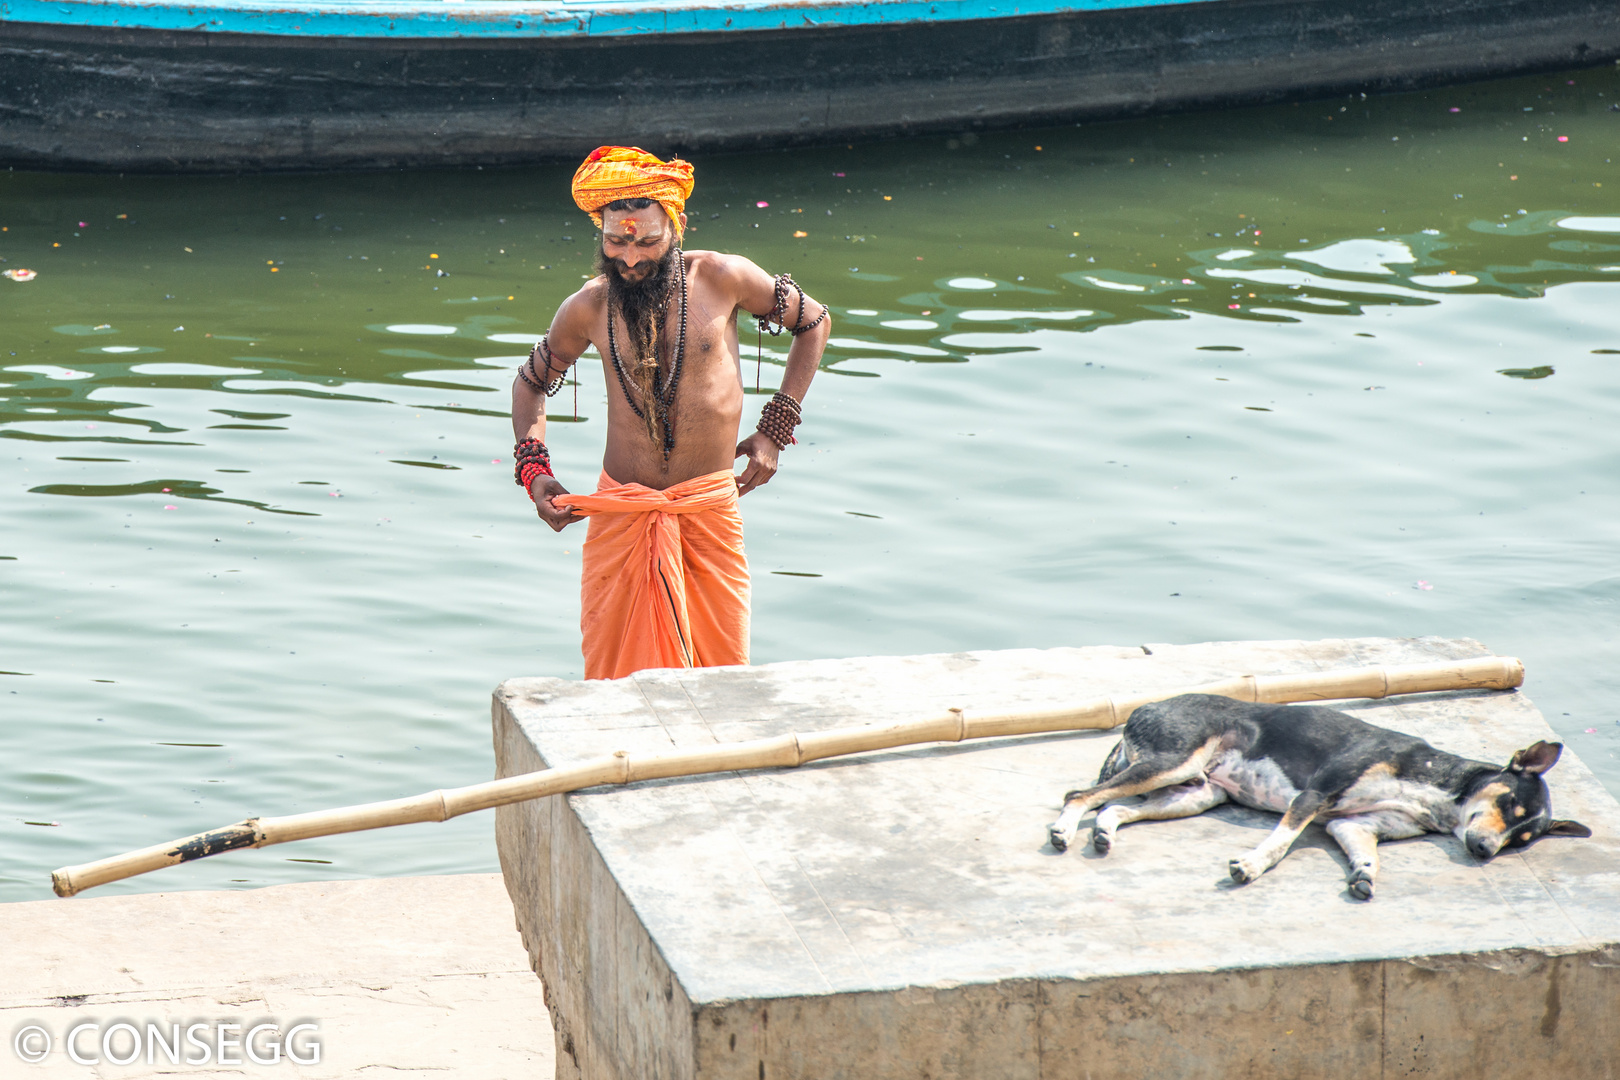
1348,870 -> 1374,901
1228,858 -> 1258,885
1048,824 -> 1070,853
1092,829 -> 1113,855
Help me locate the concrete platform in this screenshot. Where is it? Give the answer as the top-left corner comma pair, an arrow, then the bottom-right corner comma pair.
1,874 -> 554,1078
493,636 -> 1620,1080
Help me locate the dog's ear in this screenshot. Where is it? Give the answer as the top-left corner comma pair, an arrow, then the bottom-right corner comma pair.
1546,820 -> 1592,839
1509,741 -> 1563,775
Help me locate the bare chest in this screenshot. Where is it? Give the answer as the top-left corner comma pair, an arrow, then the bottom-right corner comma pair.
591,277 -> 738,370
588,278 -> 747,480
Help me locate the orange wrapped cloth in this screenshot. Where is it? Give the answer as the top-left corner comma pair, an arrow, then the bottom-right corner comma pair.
570,146 -> 695,235
555,471 -> 749,680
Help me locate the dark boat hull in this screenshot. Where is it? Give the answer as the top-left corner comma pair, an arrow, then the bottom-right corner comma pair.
3,0 -> 1618,172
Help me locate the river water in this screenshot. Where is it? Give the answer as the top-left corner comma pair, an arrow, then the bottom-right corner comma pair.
3,65 -> 1617,901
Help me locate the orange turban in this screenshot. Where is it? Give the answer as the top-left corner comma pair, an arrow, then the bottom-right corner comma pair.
571,146 -> 695,235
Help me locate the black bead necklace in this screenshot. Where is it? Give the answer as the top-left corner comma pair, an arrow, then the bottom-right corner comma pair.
606,247 -> 688,462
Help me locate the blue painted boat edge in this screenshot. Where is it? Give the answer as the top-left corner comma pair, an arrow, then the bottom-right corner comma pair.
0,0 -> 1225,38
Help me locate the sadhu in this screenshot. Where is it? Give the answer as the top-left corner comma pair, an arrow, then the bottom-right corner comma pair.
510,146 -> 832,679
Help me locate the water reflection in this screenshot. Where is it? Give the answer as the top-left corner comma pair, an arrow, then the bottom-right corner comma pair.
1,61 -> 1618,901
29,476 -> 313,515
957,309 -> 1092,322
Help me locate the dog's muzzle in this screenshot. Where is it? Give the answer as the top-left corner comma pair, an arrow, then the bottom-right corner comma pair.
1463,831 -> 1503,861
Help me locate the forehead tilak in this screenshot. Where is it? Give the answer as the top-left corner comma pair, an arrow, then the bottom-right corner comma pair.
605,223 -> 665,243
602,209 -> 667,239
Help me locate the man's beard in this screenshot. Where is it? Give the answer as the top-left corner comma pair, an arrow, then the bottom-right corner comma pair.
598,242 -> 679,439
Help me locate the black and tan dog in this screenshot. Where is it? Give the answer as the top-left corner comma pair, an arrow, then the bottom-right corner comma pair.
1047,694 -> 1591,899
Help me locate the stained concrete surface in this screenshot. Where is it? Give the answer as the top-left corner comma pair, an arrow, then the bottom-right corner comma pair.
0,874 -> 554,1078
494,636 -> 1620,1080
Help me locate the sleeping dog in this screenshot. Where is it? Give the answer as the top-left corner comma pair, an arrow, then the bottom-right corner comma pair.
1047,694 -> 1591,899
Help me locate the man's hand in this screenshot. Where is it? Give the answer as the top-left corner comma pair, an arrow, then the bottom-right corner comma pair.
734,431 -> 781,496
529,476 -> 583,531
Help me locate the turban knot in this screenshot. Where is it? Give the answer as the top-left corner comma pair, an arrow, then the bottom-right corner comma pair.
571,146 -> 695,235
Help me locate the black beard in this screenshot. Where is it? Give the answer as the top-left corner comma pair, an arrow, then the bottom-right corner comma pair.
599,241 -> 679,440
599,241 -> 678,362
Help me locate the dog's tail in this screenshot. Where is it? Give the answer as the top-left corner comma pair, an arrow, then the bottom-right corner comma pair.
1096,739 -> 1131,784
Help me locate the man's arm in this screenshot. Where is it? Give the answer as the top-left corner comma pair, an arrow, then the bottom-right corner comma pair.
511,289 -> 595,531
723,257 -> 833,496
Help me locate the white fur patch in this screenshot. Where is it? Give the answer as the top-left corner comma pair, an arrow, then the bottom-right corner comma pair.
1333,773 -> 1459,832
1331,810 -> 1427,841
1206,753 -> 1298,812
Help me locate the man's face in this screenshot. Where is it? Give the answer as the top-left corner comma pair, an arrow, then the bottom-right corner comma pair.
600,206 -> 682,283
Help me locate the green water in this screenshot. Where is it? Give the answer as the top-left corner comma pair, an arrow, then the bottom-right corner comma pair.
3,66 -> 1618,902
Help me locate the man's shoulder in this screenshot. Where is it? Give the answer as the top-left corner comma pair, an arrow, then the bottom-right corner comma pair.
559,275 -> 609,315
568,274 -> 609,301
685,249 -> 765,290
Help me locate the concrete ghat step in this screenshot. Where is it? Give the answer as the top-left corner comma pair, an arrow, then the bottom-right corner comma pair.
494,636 -> 1620,1080
0,874 -> 554,1078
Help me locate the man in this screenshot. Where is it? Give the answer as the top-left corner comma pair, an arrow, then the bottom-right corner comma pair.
511,146 -> 831,680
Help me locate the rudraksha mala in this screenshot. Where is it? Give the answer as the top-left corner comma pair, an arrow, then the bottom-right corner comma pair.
516,337 -> 567,397
513,437 -> 554,493
759,274 -> 828,339
606,247 -> 689,462
517,335 -> 581,420
754,273 -> 828,391
756,391 -> 802,449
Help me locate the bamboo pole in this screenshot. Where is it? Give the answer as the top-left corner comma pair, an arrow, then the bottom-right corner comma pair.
50,655 -> 1522,898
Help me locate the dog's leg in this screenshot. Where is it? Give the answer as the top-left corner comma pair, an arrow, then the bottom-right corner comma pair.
1093,779 -> 1228,855
1325,818 -> 1381,900
1049,752 -> 1213,852
1048,799 -> 1093,853
1229,790 -> 1328,885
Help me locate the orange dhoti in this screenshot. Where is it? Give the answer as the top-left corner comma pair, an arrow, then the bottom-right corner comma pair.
556,470 -> 750,680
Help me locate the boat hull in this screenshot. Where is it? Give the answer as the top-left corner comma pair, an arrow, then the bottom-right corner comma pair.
3,0 -> 1618,171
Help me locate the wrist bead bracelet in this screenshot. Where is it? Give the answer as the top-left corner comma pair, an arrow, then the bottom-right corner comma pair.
756,391 -> 802,450
513,437 -> 554,492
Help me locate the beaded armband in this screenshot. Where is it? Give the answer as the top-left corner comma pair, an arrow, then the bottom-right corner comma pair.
756,392 -> 802,450
756,274 -> 828,338
516,337 -> 568,397
513,437 -> 554,493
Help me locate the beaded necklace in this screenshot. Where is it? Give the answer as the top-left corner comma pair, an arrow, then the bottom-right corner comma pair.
605,247 -> 689,462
